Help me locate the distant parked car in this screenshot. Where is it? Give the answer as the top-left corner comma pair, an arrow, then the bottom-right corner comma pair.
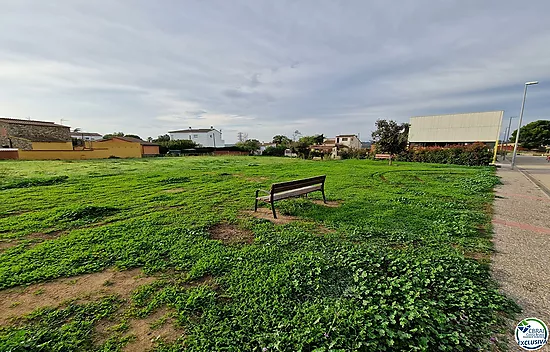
167,150 -> 182,156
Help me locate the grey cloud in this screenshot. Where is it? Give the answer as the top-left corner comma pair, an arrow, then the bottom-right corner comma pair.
0,0 -> 549,143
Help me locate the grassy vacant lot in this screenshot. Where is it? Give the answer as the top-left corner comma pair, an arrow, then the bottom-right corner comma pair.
0,157 -> 515,351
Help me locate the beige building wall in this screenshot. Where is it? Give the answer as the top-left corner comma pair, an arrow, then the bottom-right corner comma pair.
91,138 -> 143,158
32,141 -> 73,150
409,111 -> 503,143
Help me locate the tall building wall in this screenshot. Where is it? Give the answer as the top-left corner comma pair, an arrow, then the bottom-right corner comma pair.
409,111 -> 503,143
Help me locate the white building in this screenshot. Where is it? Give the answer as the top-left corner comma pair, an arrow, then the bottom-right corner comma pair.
259,142 -> 276,154
335,134 -> 362,149
168,127 -> 225,147
71,132 -> 103,141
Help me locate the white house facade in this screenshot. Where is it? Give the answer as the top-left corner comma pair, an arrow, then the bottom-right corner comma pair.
71,132 -> 103,141
168,127 -> 225,147
335,134 -> 362,149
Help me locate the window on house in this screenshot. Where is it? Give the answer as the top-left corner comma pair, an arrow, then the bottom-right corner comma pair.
193,134 -> 198,138
342,137 -> 348,141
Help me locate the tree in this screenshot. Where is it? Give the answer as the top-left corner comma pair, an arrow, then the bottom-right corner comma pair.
292,130 -> 302,141
313,134 -> 324,145
154,134 -> 171,142
272,135 -> 292,147
262,145 -> 286,156
290,134 -> 323,159
72,128 -> 84,147
510,120 -> 550,150
125,134 -> 142,140
371,120 -> 410,164
156,139 -> 197,154
236,139 -> 261,154
103,132 -> 124,139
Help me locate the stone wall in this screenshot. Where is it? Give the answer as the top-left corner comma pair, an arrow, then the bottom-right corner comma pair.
0,121 -> 71,150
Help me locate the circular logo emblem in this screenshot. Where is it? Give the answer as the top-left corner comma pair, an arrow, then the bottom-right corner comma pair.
515,318 -> 548,350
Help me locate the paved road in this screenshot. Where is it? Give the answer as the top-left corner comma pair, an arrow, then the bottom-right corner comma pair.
513,155 -> 550,196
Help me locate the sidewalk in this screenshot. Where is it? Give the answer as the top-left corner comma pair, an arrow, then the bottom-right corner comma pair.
492,163 -> 550,351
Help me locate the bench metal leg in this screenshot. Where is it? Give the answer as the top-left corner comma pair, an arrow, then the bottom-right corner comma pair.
321,188 -> 327,204
270,200 -> 277,219
254,190 -> 259,212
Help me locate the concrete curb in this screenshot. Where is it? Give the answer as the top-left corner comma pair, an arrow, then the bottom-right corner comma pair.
516,167 -> 550,199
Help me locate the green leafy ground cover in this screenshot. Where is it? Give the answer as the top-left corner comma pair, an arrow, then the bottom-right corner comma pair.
0,157 -> 515,351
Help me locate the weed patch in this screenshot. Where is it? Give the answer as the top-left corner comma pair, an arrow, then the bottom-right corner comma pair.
57,206 -> 119,223
0,175 -> 68,190
160,177 -> 190,185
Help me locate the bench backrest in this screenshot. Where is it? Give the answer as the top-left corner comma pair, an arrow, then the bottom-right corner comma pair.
270,175 -> 326,194
375,154 -> 392,159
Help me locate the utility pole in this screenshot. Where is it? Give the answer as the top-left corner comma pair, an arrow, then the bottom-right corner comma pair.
503,116 -> 516,160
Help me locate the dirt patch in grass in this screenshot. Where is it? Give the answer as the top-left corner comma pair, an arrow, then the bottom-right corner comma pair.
380,174 -> 388,182
0,268 -> 155,326
0,231 -> 65,253
314,225 -> 336,236
234,173 -> 269,182
242,208 -> 299,225
124,308 -> 184,352
246,176 -> 268,182
414,176 -> 424,183
26,230 -> 64,241
312,200 -> 341,208
209,223 -> 254,244
164,188 -> 185,193
0,240 -> 18,252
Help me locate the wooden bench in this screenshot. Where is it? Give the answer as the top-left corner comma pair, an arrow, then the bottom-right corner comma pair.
374,153 -> 392,160
255,175 -> 326,218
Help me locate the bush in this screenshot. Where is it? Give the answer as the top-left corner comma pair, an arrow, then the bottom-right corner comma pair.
340,149 -> 369,160
157,140 -> 198,154
396,143 -> 492,166
262,145 -> 286,157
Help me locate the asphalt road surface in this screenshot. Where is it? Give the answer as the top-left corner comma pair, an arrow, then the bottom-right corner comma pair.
513,155 -> 550,196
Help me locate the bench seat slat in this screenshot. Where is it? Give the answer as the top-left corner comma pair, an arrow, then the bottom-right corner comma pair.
270,176 -> 326,193
257,185 -> 322,201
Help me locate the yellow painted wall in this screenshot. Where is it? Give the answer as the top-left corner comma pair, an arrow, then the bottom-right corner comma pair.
19,149 -> 112,160
91,139 -> 142,158
32,141 -> 73,150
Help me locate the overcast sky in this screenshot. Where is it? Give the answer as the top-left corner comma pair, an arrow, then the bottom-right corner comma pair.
1,1 -> 549,143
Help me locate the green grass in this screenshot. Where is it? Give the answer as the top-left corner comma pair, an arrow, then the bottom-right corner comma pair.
0,157 -> 516,351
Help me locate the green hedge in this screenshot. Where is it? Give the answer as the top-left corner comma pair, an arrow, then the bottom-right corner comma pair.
396,143 -> 492,166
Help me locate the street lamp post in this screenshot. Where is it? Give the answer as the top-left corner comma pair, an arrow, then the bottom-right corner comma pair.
511,81 -> 538,169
